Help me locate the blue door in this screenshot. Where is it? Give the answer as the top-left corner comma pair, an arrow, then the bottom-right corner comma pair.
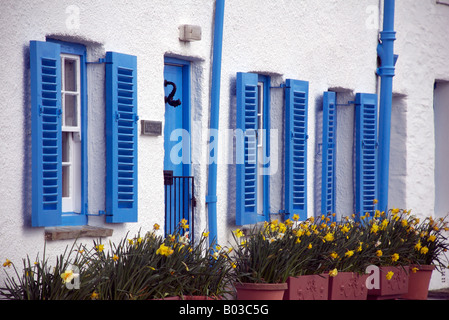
163,59 -> 192,237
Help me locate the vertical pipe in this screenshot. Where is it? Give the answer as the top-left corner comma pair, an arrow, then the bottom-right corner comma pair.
377,0 -> 396,212
206,0 -> 225,246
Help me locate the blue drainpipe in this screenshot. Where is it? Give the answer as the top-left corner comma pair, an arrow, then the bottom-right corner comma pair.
206,0 -> 225,245
377,0 -> 397,212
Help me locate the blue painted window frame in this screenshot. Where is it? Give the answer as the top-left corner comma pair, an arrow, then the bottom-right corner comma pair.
235,72 -> 270,225
31,39 -> 88,227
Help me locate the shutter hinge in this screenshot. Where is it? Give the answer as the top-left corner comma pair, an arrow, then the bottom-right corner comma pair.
134,114 -> 140,123
39,105 -> 43,116
86,58 -> 107,65
86,210 -> 106,216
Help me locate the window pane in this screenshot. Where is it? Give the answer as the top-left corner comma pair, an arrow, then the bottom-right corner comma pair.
62,165 -> 70,198
64,59 -> 77,92
64,94 -> 78,127
62,132 -> 70,162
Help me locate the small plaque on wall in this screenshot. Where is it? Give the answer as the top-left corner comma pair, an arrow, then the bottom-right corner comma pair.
141,120 -> 162,136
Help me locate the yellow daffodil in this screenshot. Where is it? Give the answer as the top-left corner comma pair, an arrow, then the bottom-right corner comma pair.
153,223 -> 160,230
156,244 -> 174,256
278,223 -> 287,233
128,239 -> 134,245
373,199 -> 378,204
411,267 -> 419,273
376,250 -> 383,257
428,235 -> 436,242
180,219 -> 189,230
324,232 -> 334,242
345,250 -> 354,258
3,259 -> 12,268
61,269 -> 79,284
292,214 -> 300,221
113,254 -> 119,262
386,271 -> 394,280
329,269 -> 338,277
420,246 -> 429,254
341,225 -> 350,234
330,252 -> 339,259
357,242 -> 363,252
234,229 -> 244,238
415,241 -> 422,251
90,291 -> 99,300
202,232 -> 210,237
370,223 -> 379,234
96,244 -> 104,252
307,243 -> 312,249
380,219 -> 389,230
401,219 -> 408,227
391,253 -> 399,262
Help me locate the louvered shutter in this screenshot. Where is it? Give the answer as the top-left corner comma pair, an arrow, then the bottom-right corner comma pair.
355,93 -> 378,218
321,91 -> 337,216
236,72 -> 259,225
105,52 -> 138,223
285,79 -> 309,220
30,41 -> 62,227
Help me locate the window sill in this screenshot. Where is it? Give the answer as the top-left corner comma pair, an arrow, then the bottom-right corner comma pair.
45,226 -> 113,241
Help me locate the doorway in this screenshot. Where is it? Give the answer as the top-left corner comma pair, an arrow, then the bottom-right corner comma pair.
163,57 -> 194,238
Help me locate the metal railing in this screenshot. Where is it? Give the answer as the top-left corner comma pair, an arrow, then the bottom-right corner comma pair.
164,171 -> 196,242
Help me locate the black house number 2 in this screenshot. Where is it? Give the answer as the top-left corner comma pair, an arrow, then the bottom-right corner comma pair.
164,80 -> 181,107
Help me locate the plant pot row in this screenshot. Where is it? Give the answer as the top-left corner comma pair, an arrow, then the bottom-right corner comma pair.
234,265 -> 435,300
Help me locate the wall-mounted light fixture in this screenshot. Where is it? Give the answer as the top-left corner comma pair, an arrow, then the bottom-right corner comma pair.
179,24 -> 202,42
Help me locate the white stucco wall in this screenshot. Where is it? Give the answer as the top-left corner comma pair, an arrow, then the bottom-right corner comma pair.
1,0 -> 449,291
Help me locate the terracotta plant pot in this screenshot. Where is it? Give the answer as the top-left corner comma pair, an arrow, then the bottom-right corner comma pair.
367,266 -> 409,300
401,265 -> 435,300
284,274 -> 329,300
328,272 -> 368,300
234,282 -> 288,300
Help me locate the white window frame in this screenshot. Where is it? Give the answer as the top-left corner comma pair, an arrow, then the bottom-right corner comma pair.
61,54 -> 82,213
257,81 -> 264,215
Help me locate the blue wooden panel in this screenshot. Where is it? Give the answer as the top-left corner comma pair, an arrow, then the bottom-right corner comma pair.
30,40 -> 62,227
355,93 -> 378,219
236,72 -> 259,225
285,79 -> 309,221
321,91 -> 337,217
105,51 -> 138,223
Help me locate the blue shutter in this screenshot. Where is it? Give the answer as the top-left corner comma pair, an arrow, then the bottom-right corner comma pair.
355,93 -> 378,218
30,41 -> 62,227
236,72 -> 259,225
285,79 -> 309,220
321,91 -> 337,216
105,52 -> 138,223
